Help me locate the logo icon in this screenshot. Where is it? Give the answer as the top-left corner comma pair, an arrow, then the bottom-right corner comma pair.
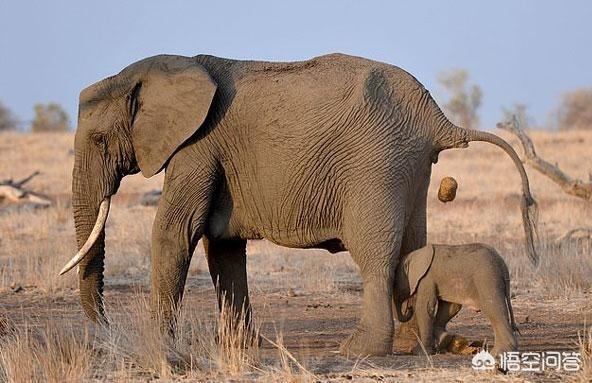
472,350 -> 496,370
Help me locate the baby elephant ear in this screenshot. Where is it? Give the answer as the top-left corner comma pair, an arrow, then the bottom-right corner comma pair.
405,245 -> 435,296
132,56 -> 217,177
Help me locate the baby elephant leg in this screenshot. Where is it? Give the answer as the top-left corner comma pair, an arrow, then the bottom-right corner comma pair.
412,284 -> 438,355
433,301 -> 462,351
479,286 -> 517,356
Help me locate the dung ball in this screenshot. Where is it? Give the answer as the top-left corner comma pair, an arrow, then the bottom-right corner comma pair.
438,176 -> 458,203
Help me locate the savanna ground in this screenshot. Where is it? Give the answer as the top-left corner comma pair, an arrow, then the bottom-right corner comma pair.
0,130 -> 591,382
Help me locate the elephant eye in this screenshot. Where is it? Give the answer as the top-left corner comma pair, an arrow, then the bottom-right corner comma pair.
91,134 -> 106,146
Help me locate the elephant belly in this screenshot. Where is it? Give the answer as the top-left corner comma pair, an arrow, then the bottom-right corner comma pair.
206,194 -> 345,251
438,278 -> 481,311
208,210 -> 345,250
205,163 -> 346,249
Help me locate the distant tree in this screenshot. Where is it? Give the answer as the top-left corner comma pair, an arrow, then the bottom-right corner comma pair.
554,87 -> 592,131
437,68 -> 482,130
502,103 -> 533,129
0,101 -> 18,131
30,102 -> 70,132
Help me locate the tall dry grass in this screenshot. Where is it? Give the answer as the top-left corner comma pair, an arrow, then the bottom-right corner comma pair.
576,325 -> 592,382
0,318 -> 92,383
0,295 -> 320,382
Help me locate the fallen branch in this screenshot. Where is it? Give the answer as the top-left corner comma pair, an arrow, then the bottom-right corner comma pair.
0,184 -> 26,202
556,227 -> 592,244
0,171 -> 52,207
0,170 -> 41,188
14,170 -> 41,187
497,116 -> 592,202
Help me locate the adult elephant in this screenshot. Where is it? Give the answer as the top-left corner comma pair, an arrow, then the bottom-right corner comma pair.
60,53 -> 538,356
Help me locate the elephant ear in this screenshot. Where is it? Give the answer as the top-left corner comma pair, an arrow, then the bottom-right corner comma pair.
404,245 -> 435,296
131,57 -> 217,177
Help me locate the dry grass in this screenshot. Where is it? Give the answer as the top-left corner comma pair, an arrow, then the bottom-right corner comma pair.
1,296 -> 286,382
574,325 -> 592,382
0,130 -> 591,381
0,318 -> 92,383
101,295 -> 263,379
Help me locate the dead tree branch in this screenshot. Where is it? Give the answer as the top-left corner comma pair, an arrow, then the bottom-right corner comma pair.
14,171 -> 40,187
0,170 -> 41,187
497,116 -> 592,202
0,171 -> 51,207
556,227 -> 592,244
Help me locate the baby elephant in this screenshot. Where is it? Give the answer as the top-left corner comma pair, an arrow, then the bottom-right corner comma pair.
394,243 -> 518,356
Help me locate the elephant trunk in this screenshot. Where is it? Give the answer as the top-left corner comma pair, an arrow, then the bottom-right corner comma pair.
70,167 -> 108,324
393,294 -> 413,322
435,120 -> 539,266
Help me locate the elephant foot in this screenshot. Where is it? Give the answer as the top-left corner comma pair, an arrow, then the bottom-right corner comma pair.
412,343 -> 435,356
340,329 -> 392,357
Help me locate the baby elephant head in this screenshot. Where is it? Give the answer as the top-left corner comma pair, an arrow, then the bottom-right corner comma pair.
394,245 -> 435,322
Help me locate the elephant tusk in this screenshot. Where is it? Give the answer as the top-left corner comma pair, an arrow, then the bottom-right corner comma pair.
59,197 -> 111,276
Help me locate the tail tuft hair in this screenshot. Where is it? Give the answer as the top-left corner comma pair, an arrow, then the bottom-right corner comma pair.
521,195 -> 539,267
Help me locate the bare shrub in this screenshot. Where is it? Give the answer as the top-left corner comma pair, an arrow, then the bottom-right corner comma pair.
502,103 -> 532,129
0,101 -> 18,132
437,68 -> 482,130
30,102 -> 70,133
554,87 -> 592,131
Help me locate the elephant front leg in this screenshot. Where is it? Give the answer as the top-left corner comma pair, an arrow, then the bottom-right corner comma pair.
411,284 -> 438,355
203,237 -> 256,344
149,175 -> 213,332
150,222 -> 199,332
433,301 -> 462,352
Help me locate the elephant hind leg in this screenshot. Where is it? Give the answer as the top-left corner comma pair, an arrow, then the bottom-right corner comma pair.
203,237 -> 261,347
478,285 -> 517,356
340,192 -> 407,357
395,175 -> 430,352
203,237 -> 254,334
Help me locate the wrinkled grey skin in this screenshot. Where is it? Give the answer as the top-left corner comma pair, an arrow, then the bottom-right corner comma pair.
71,53 -> 538,357
394,244 -> 518,356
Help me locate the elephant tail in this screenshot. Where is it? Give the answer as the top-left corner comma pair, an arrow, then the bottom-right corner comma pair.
466,130 -> 539,267
504,275 -> 520,336
436,123 -> 539,267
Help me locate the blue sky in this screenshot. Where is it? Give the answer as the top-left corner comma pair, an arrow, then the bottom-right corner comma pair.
1,1 -> 591,129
